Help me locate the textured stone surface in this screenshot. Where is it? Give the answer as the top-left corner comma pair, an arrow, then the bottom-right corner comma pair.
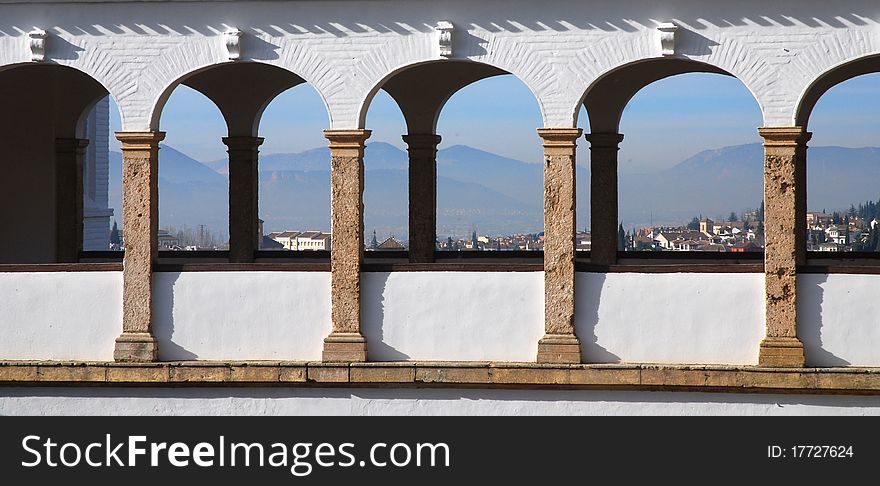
403,134 -> 441,263
115,131 -> 165,362
54,138 -> 89,263
223,136 -> 263,263
585,133 -> 624,265
2,361 -> 880,394
759,127 -> 810,368
324,129 -> 370,362
536,128 -> 582,363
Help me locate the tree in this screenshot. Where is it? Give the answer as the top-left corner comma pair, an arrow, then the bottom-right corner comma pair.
617,223 -> 626,251
686,217 -> 700,230
109,220 -> 121,247
757,201 -> 765,222
844,216 -> 851,246
728,211 -> 738,222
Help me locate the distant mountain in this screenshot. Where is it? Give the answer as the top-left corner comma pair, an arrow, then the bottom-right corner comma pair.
110,145 -> 230,236
108,142 -> 880,240
617,143 -> 880,228
207,142 -> 410,174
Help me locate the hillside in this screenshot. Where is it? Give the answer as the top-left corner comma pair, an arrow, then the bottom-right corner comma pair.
108,142 -> 880,240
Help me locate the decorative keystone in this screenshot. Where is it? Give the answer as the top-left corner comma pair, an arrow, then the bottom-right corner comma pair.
224,28 -> 243,61
657,22 -> 678,56
436,21 -> 454,58
28,28 -> 47,62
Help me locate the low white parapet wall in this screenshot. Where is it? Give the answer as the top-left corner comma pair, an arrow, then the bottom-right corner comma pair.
799,274 -> 880,367
152,272 -> 332,361
3,270 -> 879,366
0,271 -> 121,360
361,272 -> 545,361
575,273 -> 766,365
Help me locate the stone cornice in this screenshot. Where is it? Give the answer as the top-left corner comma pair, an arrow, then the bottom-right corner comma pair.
3,361 -> 880,395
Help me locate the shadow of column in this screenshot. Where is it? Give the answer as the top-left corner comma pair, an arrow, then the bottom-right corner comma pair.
360,272 -> 410,361
575,272 -> 621,363
153,271 -> 199,360
800,273 -> 850,367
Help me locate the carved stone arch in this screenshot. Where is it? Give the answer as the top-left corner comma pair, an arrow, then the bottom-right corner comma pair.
795,53 -> 880,128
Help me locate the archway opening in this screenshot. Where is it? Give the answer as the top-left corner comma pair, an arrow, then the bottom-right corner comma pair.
805,72 -> 880,253
606,72 -> 763,253
0,64 -> 111,263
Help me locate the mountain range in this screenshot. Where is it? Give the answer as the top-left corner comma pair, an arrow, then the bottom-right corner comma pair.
108,142 -> 880,240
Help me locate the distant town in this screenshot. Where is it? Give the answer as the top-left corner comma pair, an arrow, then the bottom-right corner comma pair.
107,197 -> 880,253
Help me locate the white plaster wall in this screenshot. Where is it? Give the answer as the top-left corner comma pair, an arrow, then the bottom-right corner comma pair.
576,272 -> 765,365
153,272 -> 331,360
361,272 -> 544,361
1,0 -> 879,128
0,272 -> 121,360
3,388 -> 880,416
799,274 -> 880,367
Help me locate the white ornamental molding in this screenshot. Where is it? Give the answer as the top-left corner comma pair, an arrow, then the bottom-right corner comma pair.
436,21 -> 454,58
657,22 -> 678,56
28,28 -> 47,62
224,28 -> 243,61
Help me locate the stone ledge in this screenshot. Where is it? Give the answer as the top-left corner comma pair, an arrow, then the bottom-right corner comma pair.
2,361 -> 880,394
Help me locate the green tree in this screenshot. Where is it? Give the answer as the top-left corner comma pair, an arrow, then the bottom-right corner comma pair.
728,211 -> 738,222
618,223 -> 626,251
686,217 -> 700,230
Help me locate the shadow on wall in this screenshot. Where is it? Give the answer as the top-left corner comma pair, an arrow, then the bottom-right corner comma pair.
799,274 -> 851,367
153,272 -> 199,360
574,273 -> 622,364
1,4 -> 875,44
360,272 -> 411,361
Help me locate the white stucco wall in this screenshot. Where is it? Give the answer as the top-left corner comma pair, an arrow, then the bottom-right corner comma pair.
3,388 -> 880,416
1,0 -> 879,129
152,272 -> 331,360
361,272 -> 544,361
0,272 -> 121,360
799,274 -> 880,367
576,272 -> 765,365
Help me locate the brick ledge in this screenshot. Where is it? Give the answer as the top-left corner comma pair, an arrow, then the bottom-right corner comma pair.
2,361 -> 880,395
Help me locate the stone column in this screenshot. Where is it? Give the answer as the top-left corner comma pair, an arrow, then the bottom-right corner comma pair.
536,128 -> 582,363
586,133 -> 624,265
114,131 -> 165,362
403,133 -> 441,263
758,127 -> 810,367
323,129 -> 371,362
223,136 -> 263,263
55,138 -> 89,263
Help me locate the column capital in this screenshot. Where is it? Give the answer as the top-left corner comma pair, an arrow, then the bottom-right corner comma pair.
758,127 -> 811,147
54,137 -> 90,153
402,133 -> 442,147
324,129 -> 371,158
585,132 -> 625,148
115,131 -> 165,150
537,128 -> 582,156
222,136 -> 264,149
324,129 -> 371,145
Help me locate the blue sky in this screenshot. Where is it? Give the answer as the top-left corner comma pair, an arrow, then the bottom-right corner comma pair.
109,71 -> 880,172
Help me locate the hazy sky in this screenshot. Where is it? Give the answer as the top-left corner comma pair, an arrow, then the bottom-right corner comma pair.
109,71 -> 880,172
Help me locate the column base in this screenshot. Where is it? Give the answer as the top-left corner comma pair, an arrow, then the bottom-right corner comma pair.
537,334 -> 582,364
323,333 -> 368,362
114,333 -> 158,362
758,337 -> 805,368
